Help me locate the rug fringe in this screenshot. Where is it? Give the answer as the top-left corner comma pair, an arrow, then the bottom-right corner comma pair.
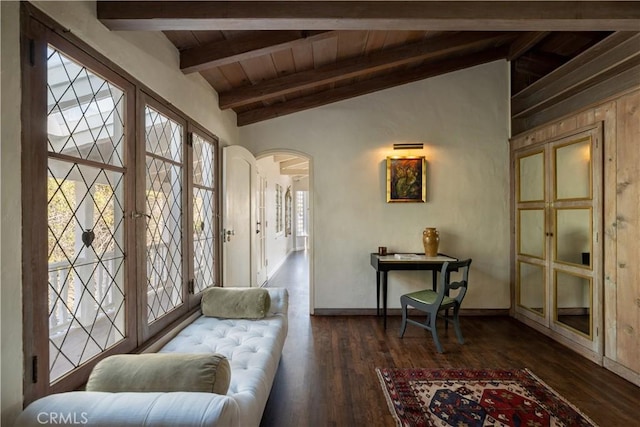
377,367 -> 600,427
375,368 -> 403,427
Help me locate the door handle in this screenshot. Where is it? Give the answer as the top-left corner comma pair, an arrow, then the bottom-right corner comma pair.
131,211 -> 151,219
224,229 -> 235,242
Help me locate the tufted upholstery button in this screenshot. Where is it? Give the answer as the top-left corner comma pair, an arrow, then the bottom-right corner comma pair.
17,288 -> 289,427
152,288 -> 288,427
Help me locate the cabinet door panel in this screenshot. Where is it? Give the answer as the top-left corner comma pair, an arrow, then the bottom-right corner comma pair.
554,138 -> 591,200
554,270 -> 592,337
519,209 -> 545,259
519,151 -> 544,202
518,261 -> 545,316
555,208 -> 592,267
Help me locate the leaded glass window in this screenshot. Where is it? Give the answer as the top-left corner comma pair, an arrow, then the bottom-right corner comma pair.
47,47 -> 126,382
192,133 -> 216,293
144,106 -> 184,323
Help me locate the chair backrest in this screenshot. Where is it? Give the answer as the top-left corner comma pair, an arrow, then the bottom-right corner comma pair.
439,259 -> 472,305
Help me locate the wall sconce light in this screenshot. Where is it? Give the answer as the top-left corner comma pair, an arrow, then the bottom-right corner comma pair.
393,143 -> 424,150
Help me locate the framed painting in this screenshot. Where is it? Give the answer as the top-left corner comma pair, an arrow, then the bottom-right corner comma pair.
386,156 -> 426,203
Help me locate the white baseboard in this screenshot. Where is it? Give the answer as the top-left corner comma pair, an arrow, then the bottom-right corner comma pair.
266,249 -> 293,281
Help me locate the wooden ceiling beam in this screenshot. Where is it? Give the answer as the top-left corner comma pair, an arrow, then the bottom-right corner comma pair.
220,32 -> 514,109
280,158 -> 308,169
514,51 -> 568,76
512,31 -> 639,98
181,30 -> 335,74
97,2 -> 640,31
236,48 -> 507,126
508,32 -> 551,61
512,32 -> 640,118
280,169 -> 309,176
273,154 -> 296,162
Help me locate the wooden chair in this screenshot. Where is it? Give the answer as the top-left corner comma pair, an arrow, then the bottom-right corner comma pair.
399,259 -> 472,353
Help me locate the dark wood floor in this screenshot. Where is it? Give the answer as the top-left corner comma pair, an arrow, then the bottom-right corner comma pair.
262,251 -> 640,427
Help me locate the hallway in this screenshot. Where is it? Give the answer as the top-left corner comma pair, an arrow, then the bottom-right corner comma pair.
261,251 -> 639,427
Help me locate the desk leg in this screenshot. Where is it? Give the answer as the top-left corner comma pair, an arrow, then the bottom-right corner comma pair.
432,270 -> 438,291
376,271 -> 381,316
383,271 -> 388,330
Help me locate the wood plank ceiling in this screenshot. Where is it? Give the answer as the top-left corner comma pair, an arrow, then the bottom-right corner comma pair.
97,1 -> 639,126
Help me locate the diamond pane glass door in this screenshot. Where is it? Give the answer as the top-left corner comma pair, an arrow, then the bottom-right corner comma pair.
145,106 -> 183,322
192,133 -> 216,294
47,47 -> 126,382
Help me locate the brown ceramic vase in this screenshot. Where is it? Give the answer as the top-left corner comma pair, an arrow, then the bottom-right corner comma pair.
422,227 -> 439,257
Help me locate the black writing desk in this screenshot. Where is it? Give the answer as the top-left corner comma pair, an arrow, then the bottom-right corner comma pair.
370,253 -> 457,329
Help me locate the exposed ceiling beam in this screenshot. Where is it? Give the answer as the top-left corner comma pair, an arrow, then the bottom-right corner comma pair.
237,48 -> 507,126
280,169 -> 309,176
273,154 -> 297,162
508,32 -> 551,61
280,158 -> 308,169
219,32 -> 514,109
512,32 -> 640,117
512,31 -> 639,97
97,1 -> 640,31
181,30 -> 335,74
514,51 -> 567,76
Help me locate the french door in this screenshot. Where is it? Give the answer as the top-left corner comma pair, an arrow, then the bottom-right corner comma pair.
515,126 -> 603,359
22,8 -> 219,402
140,96 -> 221,340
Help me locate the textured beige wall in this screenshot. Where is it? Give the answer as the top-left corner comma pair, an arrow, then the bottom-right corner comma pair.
1,2 -> 239,424
241,60 -> 512,310
1,2 -> 24,425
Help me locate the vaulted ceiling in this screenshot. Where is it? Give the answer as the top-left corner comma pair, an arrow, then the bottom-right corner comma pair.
97,1 -> 639,126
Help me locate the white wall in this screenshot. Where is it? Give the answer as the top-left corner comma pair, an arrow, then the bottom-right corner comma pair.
240,60 -> 511,310
256,156 -> 294,277
0,2 -> 239,425
2,2 -> 511,421
1,2 -> 24,425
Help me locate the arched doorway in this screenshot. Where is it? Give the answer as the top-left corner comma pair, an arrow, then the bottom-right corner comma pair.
255,150 -> 313,315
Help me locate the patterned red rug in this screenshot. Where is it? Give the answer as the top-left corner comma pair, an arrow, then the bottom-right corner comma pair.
376,368 -> 598,427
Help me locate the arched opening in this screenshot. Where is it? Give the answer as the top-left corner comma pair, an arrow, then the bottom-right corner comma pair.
255,150 -> 314,315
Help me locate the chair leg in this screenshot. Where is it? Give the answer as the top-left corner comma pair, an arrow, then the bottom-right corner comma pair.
429,309 -> 444,353
452,305 -> 464,344
399,298 -> 408,338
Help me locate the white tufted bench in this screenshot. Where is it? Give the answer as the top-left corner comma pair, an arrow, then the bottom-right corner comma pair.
16,288 -> 288,427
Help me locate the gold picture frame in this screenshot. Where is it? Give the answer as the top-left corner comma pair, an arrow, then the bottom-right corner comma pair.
386,156 -> 426,203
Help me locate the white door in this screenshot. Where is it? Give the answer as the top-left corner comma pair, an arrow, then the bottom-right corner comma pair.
222,146 -> 257,287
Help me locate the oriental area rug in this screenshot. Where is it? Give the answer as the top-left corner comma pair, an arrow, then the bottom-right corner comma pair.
376,368 -> 598,427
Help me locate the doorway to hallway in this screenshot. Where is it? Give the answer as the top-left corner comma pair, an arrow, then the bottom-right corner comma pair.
256,152 -> 313,314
